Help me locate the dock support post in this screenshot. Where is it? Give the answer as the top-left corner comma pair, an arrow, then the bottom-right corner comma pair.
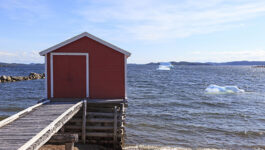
121,103 -> 124,126
65,143 -> 74,150
113,106 -> 117,149
120,103 -> 125,148
82,100 -> 87,144
47,133 -> 78,150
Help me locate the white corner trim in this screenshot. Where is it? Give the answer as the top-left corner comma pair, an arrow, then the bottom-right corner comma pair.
45,54 -> 48,98
50,53 -> 53,97
86,53 -> 89,98
50,52 -> 89,98
39,32 -> 131,57
124,55 -> 127,99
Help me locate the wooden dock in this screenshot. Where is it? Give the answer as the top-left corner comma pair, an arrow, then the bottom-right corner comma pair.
0,100 -> 83,150
0,99 -> 126,150
58,99 -> 126,149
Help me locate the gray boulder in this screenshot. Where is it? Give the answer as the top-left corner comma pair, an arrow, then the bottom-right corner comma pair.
0,72 -> 45,83
11,76 -> 24,81
0,75 -> 7,80
41,73 -> 45,78
6,76 -> 11,81
29,72 -> 41,79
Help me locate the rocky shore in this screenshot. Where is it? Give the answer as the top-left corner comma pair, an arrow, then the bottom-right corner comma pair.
0,72 -> 45,83
252,65 -> 265,68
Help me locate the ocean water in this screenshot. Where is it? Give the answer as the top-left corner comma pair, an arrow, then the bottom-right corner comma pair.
0,65 -> 45,119
1,65 -> 265,149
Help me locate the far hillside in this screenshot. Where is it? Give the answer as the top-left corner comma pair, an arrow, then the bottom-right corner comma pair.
146,61 -> 265,66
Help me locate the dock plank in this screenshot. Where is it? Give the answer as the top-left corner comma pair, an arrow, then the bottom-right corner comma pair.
0,101 -> 82,150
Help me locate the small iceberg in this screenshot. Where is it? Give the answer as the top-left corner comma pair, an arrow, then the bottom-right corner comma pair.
157,62 -> 173,71
157,65 -> 171,70
205,84 -> 245,94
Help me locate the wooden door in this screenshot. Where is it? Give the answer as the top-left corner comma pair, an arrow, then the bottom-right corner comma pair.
52,54 -> 88,98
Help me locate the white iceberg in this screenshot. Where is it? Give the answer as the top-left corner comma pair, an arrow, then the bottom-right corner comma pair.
205,84 -> 245,94
157,65 -> 171,70
157,62 -> 173,70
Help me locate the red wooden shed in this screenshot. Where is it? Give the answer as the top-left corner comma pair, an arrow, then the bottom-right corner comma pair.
39,32 -> 131,99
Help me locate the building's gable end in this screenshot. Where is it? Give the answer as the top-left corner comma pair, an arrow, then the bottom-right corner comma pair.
39,32 -> 131,57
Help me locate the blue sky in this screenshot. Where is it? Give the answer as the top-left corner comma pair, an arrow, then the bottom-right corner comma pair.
1,0 -> 265,64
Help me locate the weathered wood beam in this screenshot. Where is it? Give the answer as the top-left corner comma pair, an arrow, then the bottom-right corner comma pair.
69,118 -> 125,124
62,100 -> 126,148
75,112 -> 122,118
87,126 -> 113,130
87,112 -> 114,117
87,139 -> 118,144
82,100 -> 87,144
65,125 -> 122,130
51,99 -> 126,104
64,125 -> 81,130
86,107 -> 115,112
18,101 -> 83,150
65,143 -> 74,150
87,118 -> 114,123
86,132 -> 114,137
0,100 -> 50,128
113,106 -> 117,150
47,133 -> 78,144
86,99 -> 126,104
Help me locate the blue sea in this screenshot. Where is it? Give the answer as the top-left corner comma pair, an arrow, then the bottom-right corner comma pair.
1,65 -> 265,149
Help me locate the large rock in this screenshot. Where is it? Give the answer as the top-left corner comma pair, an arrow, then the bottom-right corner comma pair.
41,73 -> 45,78
6,76 -> 11,81
0,73 -> 45,83
35,74 -> 41,79
11,76 -> 24,81
29,72 -> 41,79
0,75 -> 7,80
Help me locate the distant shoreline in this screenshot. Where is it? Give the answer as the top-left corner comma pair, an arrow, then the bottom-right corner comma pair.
143,61 -> 265,66
0,63 -> 44,67
2,61 -> 265,66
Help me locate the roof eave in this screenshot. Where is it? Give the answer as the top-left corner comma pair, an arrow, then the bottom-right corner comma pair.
39,32 -> 131,57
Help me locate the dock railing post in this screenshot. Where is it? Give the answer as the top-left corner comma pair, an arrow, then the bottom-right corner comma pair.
82,100 -> 87,144
113,106 -> 117,149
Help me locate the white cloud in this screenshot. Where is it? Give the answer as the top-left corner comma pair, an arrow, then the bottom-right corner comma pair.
0,50 -> 43,64
0,51 -> 16,57
77,0 -> 265,40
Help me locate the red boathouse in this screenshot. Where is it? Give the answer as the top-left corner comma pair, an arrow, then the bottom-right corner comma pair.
39,32 -> 131,99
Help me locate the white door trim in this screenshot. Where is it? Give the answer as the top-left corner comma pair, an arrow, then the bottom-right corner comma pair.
50,52 -> 89,98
